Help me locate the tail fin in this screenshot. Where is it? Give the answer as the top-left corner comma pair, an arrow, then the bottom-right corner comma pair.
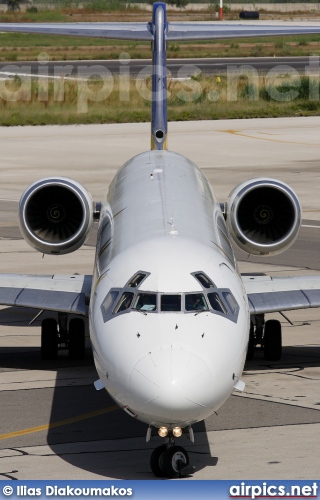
150,2 -> 168,151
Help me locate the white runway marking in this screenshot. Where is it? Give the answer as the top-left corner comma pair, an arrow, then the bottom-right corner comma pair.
0,71 -> 84,81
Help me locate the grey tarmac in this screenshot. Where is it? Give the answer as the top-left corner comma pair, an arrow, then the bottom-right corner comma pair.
0,56 -> 317,79
0,117 -> 319,480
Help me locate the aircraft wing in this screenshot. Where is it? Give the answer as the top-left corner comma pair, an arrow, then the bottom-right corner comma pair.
243,275 -> 320,315
0,21 -> 320,41
168,23 -> 320,40
0,274 -> 92,316
0,22 -> 153,40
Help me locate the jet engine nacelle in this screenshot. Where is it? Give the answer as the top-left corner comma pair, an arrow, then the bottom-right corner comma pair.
19,177 -> 94,255
226,178 -> 301,256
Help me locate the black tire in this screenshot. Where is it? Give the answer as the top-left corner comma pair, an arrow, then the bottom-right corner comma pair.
68,318 -> 86,359
239,11 -> 259,19
150,445 -> 167,477
264,319 -> 282,361
246,321 -> 255,361
41,318 -> 58,360
162,446 -> 189,478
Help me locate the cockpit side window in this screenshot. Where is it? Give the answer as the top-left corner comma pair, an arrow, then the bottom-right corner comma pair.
113,292 -> 134,313
133,293 -> 157,312
207,292 -> 227,314
194,272 -> 215,288
161,295 -> 181,312
102,290 -> 119,315
126,272 -> 147,288
185,293 -> 209,312
222,291 -> 238,315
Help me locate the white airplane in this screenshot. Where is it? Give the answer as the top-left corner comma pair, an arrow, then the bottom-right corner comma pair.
1,2 -> 320,478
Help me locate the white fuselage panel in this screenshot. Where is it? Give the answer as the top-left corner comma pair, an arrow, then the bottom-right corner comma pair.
89,150 -> 249,428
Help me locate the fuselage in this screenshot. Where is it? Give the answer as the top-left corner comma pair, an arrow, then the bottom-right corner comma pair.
89,150 -> 250,428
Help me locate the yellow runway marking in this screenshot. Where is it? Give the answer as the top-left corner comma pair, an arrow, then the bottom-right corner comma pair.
0,405 -> 119,441
221,129 -> 320,146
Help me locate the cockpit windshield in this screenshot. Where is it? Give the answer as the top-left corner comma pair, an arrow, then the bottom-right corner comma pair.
133,293 -> 157,312
113,292 -> 134,313
161,295 -> 181,312
101,270 -> 239,323
207,292 -> 227,314
185,293 -> 209,312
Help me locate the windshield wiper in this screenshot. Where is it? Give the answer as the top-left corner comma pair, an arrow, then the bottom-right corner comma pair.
194,309 -> 208,316
134,309 -> 147,316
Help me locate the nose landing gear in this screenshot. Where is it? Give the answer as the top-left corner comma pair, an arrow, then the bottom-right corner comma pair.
149,431 -> 195,478
150,444 -> 193,478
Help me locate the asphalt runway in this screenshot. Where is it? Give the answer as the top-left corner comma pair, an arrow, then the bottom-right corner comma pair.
0,56 -> 317,80
0,118 -> 320,480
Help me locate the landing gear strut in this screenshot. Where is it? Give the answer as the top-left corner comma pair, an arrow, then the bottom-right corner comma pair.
40,314 -> 86,360
247,315 -> 282,361
149,431 -> 195,478
264,319 -> 282,360
68,318 -> 85,359
41,318 -> 58,360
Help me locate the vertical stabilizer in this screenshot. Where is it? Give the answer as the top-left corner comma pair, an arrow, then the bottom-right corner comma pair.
151,2 -> 168,151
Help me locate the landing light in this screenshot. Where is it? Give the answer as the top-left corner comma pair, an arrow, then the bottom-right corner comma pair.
172,426 -> 183,438
158,427 -> 168,437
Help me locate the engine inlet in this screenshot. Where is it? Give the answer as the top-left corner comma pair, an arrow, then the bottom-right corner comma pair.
19,177 -> 94,255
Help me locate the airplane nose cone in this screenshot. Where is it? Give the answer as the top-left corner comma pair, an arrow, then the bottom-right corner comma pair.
130,346 -> 213,424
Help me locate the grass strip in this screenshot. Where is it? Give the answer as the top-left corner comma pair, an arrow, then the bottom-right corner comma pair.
1,73 -> 320,126
1,34 -> 320,62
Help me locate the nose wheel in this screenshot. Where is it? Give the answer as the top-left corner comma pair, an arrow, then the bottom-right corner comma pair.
150,445 -> 194,478
150,445 -> 167,477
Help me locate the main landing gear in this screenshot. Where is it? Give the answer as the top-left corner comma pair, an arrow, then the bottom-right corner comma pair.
247,314 -> 282,361
41,313 -> 86,360
149,429 -> 195,478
